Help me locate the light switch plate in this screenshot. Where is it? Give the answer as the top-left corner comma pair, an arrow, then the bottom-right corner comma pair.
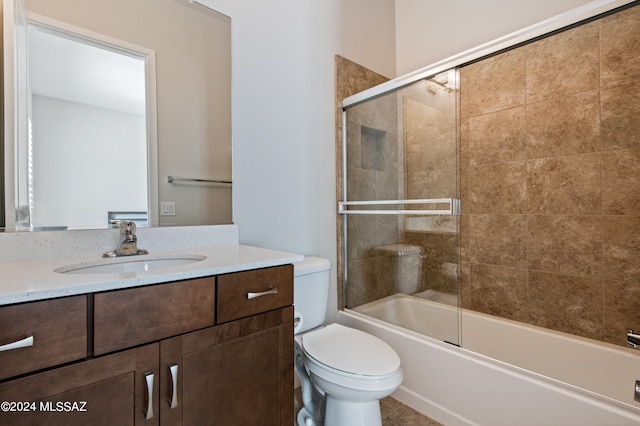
160,202 -> 176,216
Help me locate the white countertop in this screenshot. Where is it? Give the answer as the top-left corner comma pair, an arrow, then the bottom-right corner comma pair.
0,244 -> 304,305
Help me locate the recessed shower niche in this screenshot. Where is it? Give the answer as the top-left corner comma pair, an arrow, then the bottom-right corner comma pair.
360,126 -> 387,172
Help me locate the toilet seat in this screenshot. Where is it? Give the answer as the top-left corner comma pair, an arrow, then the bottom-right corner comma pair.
302,323 -> 401,377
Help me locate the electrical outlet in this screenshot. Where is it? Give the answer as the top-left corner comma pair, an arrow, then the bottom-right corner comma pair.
160,202 -> 176,216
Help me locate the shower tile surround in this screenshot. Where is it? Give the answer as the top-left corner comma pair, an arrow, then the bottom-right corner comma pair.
461,4 -> 640,346
335,55 -> 391,311
339,4 -> 640,348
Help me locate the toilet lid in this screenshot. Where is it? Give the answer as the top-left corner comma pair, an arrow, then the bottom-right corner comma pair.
302,324 -> 400,376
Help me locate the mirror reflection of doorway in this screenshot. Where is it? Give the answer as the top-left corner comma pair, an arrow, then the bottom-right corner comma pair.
22,18 -> 152,229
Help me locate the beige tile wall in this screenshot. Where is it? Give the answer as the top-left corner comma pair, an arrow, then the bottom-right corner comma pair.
335,55 -> 390,309
460,4 -> 640,347
342,87 -> 403,307
402,88 -> 459,297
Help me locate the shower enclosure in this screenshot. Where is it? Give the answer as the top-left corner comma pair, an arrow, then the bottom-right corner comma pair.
337,2 -> 640,421
340,69 -> 461,345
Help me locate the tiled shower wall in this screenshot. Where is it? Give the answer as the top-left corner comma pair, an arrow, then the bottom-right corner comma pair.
402,91 -> 458,297
459,4 -> 640,346
342,79 -> 403,307
334,56 -> 390,309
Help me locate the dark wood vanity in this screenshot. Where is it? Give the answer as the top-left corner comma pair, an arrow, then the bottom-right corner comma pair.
0,265 -> 294,425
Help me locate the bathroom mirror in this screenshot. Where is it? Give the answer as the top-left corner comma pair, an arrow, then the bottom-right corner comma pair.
2,0 -> 232,230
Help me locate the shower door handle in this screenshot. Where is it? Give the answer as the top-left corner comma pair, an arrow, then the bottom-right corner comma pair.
338,198 -> 461,215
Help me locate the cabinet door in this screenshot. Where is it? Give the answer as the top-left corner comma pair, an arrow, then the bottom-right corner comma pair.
161,306 -> 293,426
0,295 -> 87,380
0,344 -> 159,426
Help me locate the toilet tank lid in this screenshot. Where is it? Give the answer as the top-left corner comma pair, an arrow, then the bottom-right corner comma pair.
293,256 -> 331,276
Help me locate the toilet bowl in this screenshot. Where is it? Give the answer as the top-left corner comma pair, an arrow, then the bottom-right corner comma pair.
301,324 -> 403,425
294,257 -> 403,426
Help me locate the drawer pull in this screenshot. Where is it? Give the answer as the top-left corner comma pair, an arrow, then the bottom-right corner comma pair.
247,286 -> 278,300
144,372 -> 154,420
169,363 -> 179,409
0,335 -> 34,352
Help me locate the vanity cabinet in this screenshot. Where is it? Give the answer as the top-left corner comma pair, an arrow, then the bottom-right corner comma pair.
93,277 -> 216,356
217,265 -> 294,324
0,264 -> 294,426
0,343 -> 159,426
160,306 -> 293,425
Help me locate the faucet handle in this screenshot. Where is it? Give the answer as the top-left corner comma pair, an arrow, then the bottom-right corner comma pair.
104,221 -> 146,258
627,329 -> 640,349
120,221 -> 137,236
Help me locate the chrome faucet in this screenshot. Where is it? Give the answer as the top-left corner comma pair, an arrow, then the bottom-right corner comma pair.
103,221 -> 148,258
627,330 -> 640,349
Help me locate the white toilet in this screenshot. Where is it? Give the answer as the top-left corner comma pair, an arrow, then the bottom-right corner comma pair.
293,256 -> 403,426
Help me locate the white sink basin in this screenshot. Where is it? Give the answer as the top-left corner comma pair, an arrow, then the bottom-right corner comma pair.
55,254 -> 207,275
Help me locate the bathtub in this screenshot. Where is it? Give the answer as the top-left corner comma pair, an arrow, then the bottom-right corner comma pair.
339,293 -> 640,425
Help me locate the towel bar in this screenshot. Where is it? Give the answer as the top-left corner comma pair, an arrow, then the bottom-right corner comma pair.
167,176 -> 232,185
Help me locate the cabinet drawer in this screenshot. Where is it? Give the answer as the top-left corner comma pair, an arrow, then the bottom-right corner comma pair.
217,265 -> 293,323
94,277 -> 215,355
0,296 -> 87,380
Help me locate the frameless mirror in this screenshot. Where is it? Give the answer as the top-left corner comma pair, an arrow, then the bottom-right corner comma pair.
2,0 -> 232,230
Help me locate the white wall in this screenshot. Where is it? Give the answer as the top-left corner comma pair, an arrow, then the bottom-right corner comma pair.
339,0 -> 396,79
395,0 -> 597,75
31,95 -> 146,228
198,0 -> 396,322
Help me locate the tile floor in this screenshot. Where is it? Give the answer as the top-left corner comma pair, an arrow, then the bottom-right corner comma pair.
294,388 -> 442,425
380,396 -> 443,426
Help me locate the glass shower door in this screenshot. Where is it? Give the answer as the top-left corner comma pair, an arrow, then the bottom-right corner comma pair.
341,69 -> 461,345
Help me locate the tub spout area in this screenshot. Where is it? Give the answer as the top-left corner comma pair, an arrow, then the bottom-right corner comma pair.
627,330 -> 640,349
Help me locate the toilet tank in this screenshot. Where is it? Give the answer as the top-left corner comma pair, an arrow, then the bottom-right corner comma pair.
371,244 -> 422,294
293,256 -> 331,334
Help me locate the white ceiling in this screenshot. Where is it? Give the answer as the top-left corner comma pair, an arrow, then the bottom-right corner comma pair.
28,25 -> 146,116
